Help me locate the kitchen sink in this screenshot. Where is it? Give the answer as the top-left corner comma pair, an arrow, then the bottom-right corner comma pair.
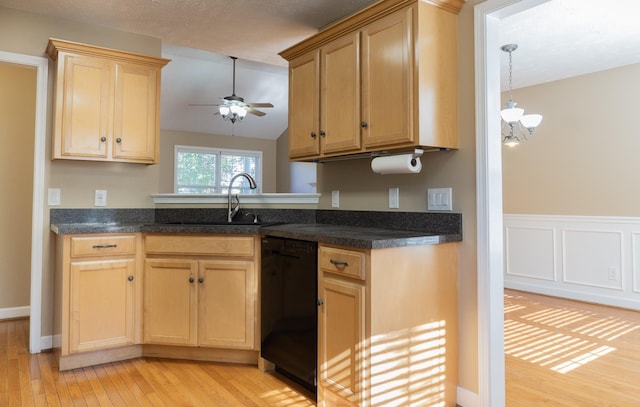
151,221 -> 279,226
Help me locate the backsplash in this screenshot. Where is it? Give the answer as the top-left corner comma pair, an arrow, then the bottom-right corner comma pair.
50,208 -> 462,237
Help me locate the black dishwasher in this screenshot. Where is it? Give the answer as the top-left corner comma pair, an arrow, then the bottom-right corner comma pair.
261,236 -> 317,394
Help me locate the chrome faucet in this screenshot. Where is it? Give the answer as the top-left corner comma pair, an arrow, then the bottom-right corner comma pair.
227,173 -> 257,222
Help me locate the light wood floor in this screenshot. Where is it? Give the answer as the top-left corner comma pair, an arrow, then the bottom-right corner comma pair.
0,318 -> 315,406
4,292 -> 639,406
505,289 -> 640,406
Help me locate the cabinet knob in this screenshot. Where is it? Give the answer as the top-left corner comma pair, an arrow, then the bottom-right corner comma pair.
310,132 -> 316,139
319,130 -> 326,137
361,121 -> 368,128
116,137 -> 122,143
189,277 -> 195,283
198,277 -> 204,284
127,275 -> 134,281
100,136 -> 106,142
317,299 -> 324,307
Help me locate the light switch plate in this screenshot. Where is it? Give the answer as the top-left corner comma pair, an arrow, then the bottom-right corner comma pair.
389,187 -> 399,209
428,188 -> 452,211
331,190 -> 340,208
95,190 -> 107,207
48,188 -> 61,206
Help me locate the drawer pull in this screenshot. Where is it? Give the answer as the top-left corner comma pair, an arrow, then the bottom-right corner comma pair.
128,275 -> 134,281
198,277 -> 204,284
189,277 -> 195,283
330,259 -> 349,267
92,244 -> 118,249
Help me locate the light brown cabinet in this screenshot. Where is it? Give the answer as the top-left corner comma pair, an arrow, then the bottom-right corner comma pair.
46,39 -> 170,164
289,32 -> 361,159
143,235 -> 258,350
54,233 -> 143,369
317,242 -> 459,406
280,0 -> 461,161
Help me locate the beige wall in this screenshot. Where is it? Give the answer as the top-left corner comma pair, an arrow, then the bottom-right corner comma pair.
159,129 -> 278,193
503,63 -> 640,217
1,1 -> 482,394
0,62 -> 36,309
0,6 -> 163,337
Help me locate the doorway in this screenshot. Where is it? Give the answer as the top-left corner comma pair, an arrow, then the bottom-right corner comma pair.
0,51 -> 48,354
474,0 -> 549,405
0,62 -> 35,320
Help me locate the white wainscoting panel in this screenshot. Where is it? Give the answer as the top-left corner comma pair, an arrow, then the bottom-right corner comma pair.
562,229 -> 623,290
504,214 -> 640,310
505,226 -> 555,281
632,232 -> 640,293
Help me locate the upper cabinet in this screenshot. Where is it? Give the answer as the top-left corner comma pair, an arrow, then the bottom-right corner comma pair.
46,39 -> 170,164
280,0 -> 463,161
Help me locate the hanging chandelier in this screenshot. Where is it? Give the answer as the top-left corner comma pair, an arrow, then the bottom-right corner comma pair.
501,44 -> 543,147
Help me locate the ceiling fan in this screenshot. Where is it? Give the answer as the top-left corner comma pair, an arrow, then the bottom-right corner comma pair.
189,56 -> 274,123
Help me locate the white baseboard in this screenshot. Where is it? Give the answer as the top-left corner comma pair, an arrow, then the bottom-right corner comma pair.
457,386 -> 479,407
41,335 -> 55,351
0,305 -> 29,320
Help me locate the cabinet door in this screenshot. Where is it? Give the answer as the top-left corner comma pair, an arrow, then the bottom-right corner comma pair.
318,275 -> 365,406
144,259 -> 198,346
56,54 -> 113,159
69,258 -> 135,353
113,63 -> 159,163
320,32 -> 361,156
288,50 -> 321,159
361,7 -> 414,149
198,260 -> 256,349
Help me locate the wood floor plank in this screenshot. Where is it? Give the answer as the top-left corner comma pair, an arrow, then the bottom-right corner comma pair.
505,289 -> 640,405
36,353 -> 61,407
0,318 -> 329,407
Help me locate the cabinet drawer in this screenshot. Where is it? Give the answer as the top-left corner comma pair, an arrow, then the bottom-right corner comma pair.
70,235 -> 136,258
319,246 -> 366,280
145,235 -> 255,257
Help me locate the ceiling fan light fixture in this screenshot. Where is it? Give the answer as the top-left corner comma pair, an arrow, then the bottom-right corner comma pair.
500,43 -> 543,146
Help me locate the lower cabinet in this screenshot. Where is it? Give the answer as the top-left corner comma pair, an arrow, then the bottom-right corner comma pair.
70,258 -> 137,352
143,257 -> 256,349
143,234 -> 258,351
317,242 -> 459,407
54,233 -> 143,369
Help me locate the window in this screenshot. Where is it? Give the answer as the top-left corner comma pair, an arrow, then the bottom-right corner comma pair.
174,145 -> 262,194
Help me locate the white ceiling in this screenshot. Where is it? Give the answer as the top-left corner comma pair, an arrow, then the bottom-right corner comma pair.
500,0 -> 640,90
2,0 -> 640,139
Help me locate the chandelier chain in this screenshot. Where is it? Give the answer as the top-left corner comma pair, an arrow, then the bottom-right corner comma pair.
507,49 -> 514,102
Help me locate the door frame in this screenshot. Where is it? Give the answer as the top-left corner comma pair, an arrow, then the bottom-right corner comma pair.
474,0 -> 550,405
0,51 -> 48,353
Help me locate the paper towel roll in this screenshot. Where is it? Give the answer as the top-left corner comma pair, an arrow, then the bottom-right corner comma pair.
371,154 -> 422,174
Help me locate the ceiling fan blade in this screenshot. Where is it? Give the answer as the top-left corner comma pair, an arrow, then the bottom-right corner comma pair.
247,107 -> 267,117
246,102 -> 273,108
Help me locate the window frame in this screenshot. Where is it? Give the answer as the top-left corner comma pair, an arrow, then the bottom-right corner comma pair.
173,145 -> 262,194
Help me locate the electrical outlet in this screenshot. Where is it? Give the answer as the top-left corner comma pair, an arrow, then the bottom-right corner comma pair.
95,190 -> 107,207
389,187 -> 399,209
48,188 -> 61,206
331,190 -> 340,208
608,267 -> 619,281
428,188 -> 453,211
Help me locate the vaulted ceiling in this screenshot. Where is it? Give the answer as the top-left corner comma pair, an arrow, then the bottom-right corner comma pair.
2,0 -> 639,139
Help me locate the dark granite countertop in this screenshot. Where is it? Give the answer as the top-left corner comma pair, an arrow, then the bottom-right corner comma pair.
260,223 -> 458,249
50,208 -> 462,249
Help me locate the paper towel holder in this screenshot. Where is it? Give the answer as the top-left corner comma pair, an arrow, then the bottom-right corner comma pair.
406,148 -> 423,168
370,149 -> 424,174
